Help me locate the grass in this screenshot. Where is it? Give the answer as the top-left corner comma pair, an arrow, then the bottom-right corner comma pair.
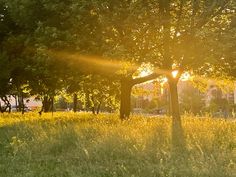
0,112 -> 235,177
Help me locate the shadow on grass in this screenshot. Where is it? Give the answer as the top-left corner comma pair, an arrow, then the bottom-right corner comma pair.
0,113 -> 235,177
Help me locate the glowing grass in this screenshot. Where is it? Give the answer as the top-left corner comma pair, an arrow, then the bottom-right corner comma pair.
0,113 -> 235,177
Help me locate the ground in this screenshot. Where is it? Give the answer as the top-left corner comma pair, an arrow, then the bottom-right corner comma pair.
0,113 -> 235,177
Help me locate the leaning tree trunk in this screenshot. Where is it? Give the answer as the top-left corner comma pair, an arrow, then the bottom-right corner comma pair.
120,79 -> 132,120
1,96 -> 11,113
168,78 -> 185,151
119,74 -> 159,120
73,93 -> 78,113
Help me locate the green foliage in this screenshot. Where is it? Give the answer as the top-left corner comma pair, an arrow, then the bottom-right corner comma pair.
0,0 -> 235,117
179,84 -> 205,115
0,52 -> 11,96
207,97 -> 229,117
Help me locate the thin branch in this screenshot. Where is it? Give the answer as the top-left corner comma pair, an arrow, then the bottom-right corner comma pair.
174,0 -> 184,38
195,1 -> 230,29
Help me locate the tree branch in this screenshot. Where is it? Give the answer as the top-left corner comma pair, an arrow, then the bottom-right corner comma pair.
174,0 -> 184,38
131,73 -> 159,85
195,1 -> 230,29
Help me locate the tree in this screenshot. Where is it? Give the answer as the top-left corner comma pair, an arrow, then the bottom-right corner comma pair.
83,0 -> 235,149
2,0 -> 77,113
179,83 -> 205,115
123,0 -> 235,149
0,1 -> 28,113
87,0 -> 234,148
70,0 -> 162,119
77,75 -> 120,114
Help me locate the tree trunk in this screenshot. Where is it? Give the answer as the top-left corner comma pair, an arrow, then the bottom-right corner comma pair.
14,95 -> 18,111
0,101 -> 3,113
168,79 -> 185,151
91,106 -> 95,114
51,96 -> 54,116
96,101 -> 101,114
42,96 -> 52,112
90,95 -> 96,114
73,93 -> 78,112
21,93 -> 25,115
8,102 -> 11,113
118,74 -> 159,120
120,79 -> 132,120
0,96 -> 11,113
18,95 -> 22,112
85,92 -> 90,112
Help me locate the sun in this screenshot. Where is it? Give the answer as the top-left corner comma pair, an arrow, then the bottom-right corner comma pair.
172,70 -> 179,78
160,71 -> 191,84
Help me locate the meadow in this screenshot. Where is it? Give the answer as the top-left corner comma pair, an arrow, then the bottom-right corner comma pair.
0,112 -> 235,177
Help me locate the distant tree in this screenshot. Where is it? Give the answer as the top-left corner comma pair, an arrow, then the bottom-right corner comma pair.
179,84 -> 205,115
77,75 -> 120,114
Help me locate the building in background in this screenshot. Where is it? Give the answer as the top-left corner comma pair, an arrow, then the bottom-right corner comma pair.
132,79 -> 236,117
7,96 -> 42,111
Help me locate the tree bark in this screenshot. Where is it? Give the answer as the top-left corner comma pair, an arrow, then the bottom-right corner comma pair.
0,101 -> 3,113
18,95 -> 22,112
51,96 -> 54,116
91,106 -> 96,114
42,96 -> 52,113
90,95 -> 96,114
168,78 -> 185,151
119,74 -> 159,120
73,93 -> 78,112
14,95 -> 18,111
96,101 -> 102,114
0,96 -> 11,113
120,79 -> 132,120
21,93 -> 25,115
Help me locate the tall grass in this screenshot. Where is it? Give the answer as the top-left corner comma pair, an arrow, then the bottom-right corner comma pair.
0,112 -> 235,177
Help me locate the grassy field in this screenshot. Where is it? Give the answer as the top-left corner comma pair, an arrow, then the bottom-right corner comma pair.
0,113 -> 235,177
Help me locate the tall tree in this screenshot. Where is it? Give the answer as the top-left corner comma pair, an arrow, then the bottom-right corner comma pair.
113,0 -> 235,149
80,0 -> 234,148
